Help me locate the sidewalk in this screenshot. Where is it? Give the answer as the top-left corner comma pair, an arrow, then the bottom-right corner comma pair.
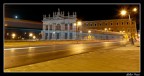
4,42 -> 140,72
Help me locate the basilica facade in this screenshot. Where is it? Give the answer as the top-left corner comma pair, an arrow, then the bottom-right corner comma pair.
41,8 -> 77,40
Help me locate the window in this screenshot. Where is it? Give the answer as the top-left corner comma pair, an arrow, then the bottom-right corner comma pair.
111,23 -> 112,25
86,23 -> 88,26
56,33 -> 59,39
122,22 -> 123,25
70,23 -> 73,30
50,25 -> 52,30
65,33 -> 67,39
91,24 -> 92,26
65,24 -> 68,30
49,33 -> 52,39
70,33 -> 73,39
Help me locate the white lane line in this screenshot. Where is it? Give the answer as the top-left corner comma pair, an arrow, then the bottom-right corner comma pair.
4,46 -> 50,51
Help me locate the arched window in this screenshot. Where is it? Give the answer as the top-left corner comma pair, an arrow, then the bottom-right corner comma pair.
122,22 -> 123,25
95,24 -> 97,26
111,23 -> 112,25
117,23 -> 118,25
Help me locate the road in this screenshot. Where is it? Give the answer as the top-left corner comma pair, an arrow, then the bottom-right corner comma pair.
4,41 -> 124,69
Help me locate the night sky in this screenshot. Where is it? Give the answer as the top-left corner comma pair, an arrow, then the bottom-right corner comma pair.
4,4 -> 140,30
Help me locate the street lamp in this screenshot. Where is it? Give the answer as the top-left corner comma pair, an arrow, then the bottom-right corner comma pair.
74,20 -> 82,43
120,7 -> 138,45
11,33 -> 16,39
133,7 -> 137,12
108,28 -> 111,31
33,36 -> 36,39
104,28 -> 108,32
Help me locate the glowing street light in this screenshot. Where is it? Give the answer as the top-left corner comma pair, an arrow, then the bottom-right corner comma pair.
120,10 -> 127,16
88,30 -> 91,33
5,24 -> 8,26
77,21 -> 82,26
88,30 -> 92,40
29,33 -> 33,40
11,33 -> 16,39
29,33 -> 33,37
108,28 -> 111,31
104,28 -> 108,31
120,7 -> 137,20
133,7 -> 137,12
33,36 -> 36,39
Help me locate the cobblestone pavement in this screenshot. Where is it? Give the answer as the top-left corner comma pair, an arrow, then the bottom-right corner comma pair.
4,42 -> 140,72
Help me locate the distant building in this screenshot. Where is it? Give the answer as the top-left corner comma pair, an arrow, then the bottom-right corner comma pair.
82,19 -> 137,39
4,18 -> 42,40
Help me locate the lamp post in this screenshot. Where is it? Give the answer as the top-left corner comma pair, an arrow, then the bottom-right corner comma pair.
29,33 -> 33,40
88,30 -> 91,40
120,7 -> 138,45
33,36 -> 36,39
29,33 -> 33,47
74,20 -> 82,43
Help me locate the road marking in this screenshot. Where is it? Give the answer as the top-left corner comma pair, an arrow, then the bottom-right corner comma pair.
4,46 -> 50,50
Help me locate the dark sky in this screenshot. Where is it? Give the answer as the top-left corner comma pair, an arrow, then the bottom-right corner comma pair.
4,4 -> 140,29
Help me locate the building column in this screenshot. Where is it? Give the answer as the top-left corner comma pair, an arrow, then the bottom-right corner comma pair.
60,24 -> 63,40
41,31 -> 45,40
48,25 -> 50,40
68,23 -> 70,40
42,25 -> 46,40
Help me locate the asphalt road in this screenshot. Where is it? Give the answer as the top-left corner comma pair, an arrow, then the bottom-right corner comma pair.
4,41 -> 123,69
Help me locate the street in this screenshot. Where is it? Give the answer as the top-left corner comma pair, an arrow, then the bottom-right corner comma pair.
4,41 -> 122,69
